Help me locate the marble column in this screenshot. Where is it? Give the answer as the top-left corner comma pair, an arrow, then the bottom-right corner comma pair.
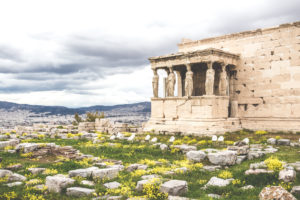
176,71 -> 182,97
167,67 -> 175,97
229,73 -> 235,100
152,69 -> 159,98
205,61 -> 215,95
163,77 -> 167,98
184,63 -> 193,96
219,63 -> 228,96
163,68 -> 169,97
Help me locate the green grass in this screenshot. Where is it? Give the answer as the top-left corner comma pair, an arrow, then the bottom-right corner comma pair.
0,130 -> 299,199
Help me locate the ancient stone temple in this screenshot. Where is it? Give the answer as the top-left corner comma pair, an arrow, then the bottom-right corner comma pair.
144,21 -> 300,135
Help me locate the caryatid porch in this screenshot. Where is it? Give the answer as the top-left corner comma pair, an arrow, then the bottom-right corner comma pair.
145,48 -> 241,135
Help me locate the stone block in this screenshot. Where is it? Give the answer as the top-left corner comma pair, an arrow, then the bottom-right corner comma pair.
186,150 -> 206,162
46,174 -> 75,193
160,180 -> 188,196
272,73 -> 291,82
207,150 -> 237,166
92,168 -> 119,180
151,100 -> 164,118
66,187 -> 95,197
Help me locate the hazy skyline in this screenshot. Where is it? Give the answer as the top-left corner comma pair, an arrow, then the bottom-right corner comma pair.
0,0 -> 299,107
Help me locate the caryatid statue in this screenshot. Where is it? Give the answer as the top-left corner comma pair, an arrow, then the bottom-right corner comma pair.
167,67 -> 176,97
185,64 -> 193,96
152,69 -> 159,97
219,63 -> 228,96
205,62 -> 215,95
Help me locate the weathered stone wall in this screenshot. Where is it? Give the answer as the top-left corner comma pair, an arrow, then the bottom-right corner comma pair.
151,96 -> 229,120
177,22 -> 300,130
78,119 -> 141,133
78,122 -> 95,133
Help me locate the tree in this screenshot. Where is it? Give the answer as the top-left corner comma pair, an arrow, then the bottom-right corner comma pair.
86,111 -> 105,122
73,113 -> 82,125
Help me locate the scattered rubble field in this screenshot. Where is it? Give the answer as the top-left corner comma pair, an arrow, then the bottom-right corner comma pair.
0,130 -> 299,200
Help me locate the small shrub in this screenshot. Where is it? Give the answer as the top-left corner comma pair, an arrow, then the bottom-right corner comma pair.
21,152 -> 33,158
264,156 -> 283,171
23,193 -> 45,200
106,185 -> 133,197
207,140 -> 212,145
187,138 -> 197,144
43,169 -> 58,175
255,130 -> 268,135
139,159 -> 156,167
157,159 -> 169,165
173,140 -> 183,145
190,163 -> 203,170
25,178 -> 43,185
75,158 -> 93,168
275,136 -> 281,140
197,140 -> 207,146
37,134 -> 45,139
143,179 -> 168,200
232,179 -> 243,186
239,130 -> 249,135
197,179 -> 207,185
0,191 -> 17,200
218,170 -> 233,179
131,169 -> 147,177
0,175 -> 9,184
4,146 -> 14,151
278,181 -> 292,190
224,141 -> 234,145
123,132 -> 132,137
67,133 -> 74,138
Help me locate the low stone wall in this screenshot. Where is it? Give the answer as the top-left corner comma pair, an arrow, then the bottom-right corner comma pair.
78,122 -> 95,133
240,118 -> 300,132
144,118 -> 241,136
151,96 -> 229,119
78,119 -> 140,133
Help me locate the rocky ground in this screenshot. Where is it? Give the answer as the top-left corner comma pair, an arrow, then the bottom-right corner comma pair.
0,129 -> 299,200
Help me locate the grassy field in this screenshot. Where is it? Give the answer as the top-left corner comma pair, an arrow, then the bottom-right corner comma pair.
0,130 -> 299,200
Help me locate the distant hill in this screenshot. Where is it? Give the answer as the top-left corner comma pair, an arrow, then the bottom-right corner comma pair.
0,101 -> 151,115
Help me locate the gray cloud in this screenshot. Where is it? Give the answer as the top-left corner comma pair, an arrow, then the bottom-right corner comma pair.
0,45 -> 22,61
64,34 -> 178,68
0,0 -> 299,105
206,0 -> 300,36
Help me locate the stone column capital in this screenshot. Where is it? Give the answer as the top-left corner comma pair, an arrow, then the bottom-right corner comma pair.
185,63 -> 192,71
219,62 -> 225,66
152,68 -> 158,75
207,61 -> 213,69
164,67 -> 170,74
220,62 -> 227,71
168,66 -> 174,73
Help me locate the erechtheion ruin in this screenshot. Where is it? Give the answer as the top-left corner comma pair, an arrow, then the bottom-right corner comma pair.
144,21 -> 300,135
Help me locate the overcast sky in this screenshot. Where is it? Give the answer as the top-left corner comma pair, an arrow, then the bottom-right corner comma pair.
0,0 -> 299,107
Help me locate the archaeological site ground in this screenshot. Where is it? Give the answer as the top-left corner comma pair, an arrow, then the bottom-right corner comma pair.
0,22 -> 300,200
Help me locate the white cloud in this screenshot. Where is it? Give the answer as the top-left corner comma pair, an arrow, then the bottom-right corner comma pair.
0,66 -> 152,107
0,0 -> 299,106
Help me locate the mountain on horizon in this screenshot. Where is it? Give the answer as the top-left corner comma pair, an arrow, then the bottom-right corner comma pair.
0,101 -> 151,115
